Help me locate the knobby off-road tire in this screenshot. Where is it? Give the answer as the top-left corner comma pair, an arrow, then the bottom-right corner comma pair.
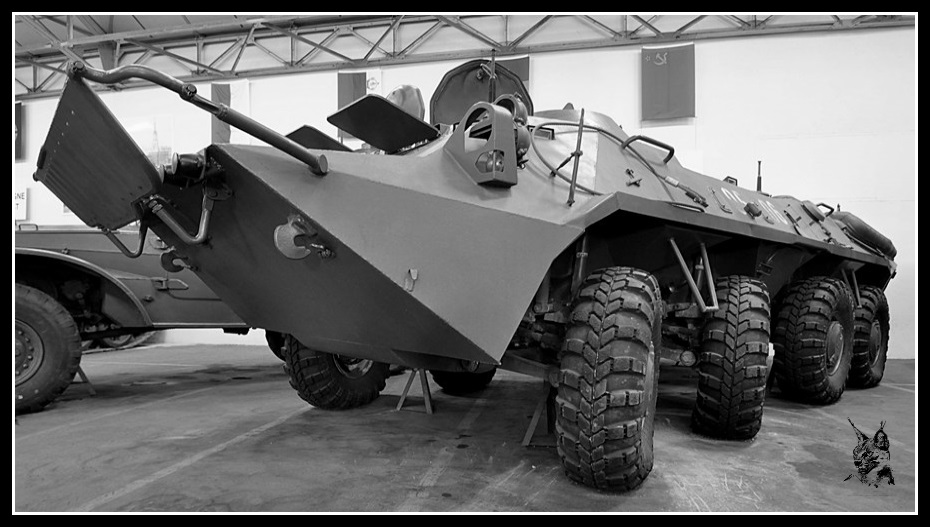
691,276 -> 770,440
772,277 -> 854,404
847,286 -> 890,389
15,284 -> 83,414
430,368 -> 497,394
281,334 -> 389,410
556,267 -> 662,492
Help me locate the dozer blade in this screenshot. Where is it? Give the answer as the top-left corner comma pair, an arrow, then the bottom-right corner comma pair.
33,77 -> 161,230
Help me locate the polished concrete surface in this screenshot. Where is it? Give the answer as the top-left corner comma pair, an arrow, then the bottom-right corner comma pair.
14,344 -> 915,513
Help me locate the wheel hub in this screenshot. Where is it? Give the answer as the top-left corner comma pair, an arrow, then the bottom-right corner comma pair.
825,321 -> 845,374
15,321 -> 45,385
333,355 -> 373,379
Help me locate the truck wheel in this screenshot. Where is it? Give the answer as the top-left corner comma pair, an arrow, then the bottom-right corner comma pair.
691,276 -> 770,440
281,334 -> 389,410
265,330 -> 286,361
99,331 -> 155,350
772,277 -> 854,404
847,286 -> 889,388
556,267 -> 662,492
99,333 -> 134,349
15,284 -> 83,414
430,368 -> 497,394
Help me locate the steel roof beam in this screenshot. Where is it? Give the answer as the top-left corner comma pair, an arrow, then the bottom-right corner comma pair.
261,23 -> 355,63
628,15 -> 659,37
296,29 -> 341,66
347,28 -> 388,58
20,16 -> 85,63
251,38 -> 289,65
580,15 -> 622,39
674,15 -> 707,36
16,56 -> 67,74
631,15 -> 665,37
508,15 -> 552,49
435,15 -> 501,50
124,39 -> 221,75
15,77 -> 32,92
398,21 -> 444,57
41,16 -> 94,37
208,36 -> 248,69
364,16 -> 402,60
15,15 -> 916,100
231,25 -> 256,73
728,15 -> 751,29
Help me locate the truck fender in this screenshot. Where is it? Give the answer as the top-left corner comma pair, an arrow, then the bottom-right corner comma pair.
15,247 -> 153,328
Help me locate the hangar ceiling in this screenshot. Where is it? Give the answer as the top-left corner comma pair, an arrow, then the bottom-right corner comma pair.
14,13 -> 916,100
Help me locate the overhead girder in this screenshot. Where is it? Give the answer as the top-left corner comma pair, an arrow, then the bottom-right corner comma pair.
15,14 -> 915,100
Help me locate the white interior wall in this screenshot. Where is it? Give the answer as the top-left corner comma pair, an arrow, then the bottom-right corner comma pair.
14,27 -> 915,357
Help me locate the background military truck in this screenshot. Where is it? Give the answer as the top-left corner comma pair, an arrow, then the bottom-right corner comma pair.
15,225 -> 253,414
29,58 -> 896,492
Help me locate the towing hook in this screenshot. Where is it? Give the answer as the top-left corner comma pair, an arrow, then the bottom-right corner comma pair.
273,215 -> 335,260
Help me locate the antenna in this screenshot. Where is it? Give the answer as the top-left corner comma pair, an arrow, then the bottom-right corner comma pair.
756,160 -> 763,192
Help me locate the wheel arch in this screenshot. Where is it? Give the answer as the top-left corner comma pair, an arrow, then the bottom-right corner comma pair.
15,247 -> 152,328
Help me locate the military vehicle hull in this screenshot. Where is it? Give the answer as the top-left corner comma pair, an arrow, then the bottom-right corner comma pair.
30,61 -> 896,492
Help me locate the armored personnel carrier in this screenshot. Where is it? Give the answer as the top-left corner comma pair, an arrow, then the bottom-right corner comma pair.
27,59 -> 896,492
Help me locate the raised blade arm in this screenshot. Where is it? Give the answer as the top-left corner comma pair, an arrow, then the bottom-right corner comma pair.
68,62 -> 328,175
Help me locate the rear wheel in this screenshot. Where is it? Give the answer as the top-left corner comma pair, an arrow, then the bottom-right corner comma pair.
772,277 -> 854,404
691,276 -> 770,440
555,267 -> 662,492
430,368 -> 497,394
281,334 -> 389,410
15,284 -> 83,414
848,286 -> 889,388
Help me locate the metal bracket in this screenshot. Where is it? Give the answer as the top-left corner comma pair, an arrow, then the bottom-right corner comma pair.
521,380 -> 557,448
151,277 -> 189,291
404,268 -> 419,292
395,368 -> 433,414
709,188 -> 732,214
841,268 -> 862,308
101,222 -> 149,259
668,238 -> 718,313
145,193 -> 214,246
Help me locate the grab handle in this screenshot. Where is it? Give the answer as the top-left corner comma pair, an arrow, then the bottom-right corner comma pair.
68,62 -> 328,175
621,134 -> 675,164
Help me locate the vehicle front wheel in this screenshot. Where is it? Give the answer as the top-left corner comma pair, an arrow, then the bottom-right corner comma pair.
15,284 -> 83,414
281,334 -> 389,410
555,266 -> 662,492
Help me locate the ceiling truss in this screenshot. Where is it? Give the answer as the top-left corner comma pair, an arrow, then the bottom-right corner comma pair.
14,14 -> 915,100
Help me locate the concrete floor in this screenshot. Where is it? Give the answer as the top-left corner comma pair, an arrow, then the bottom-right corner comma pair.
14,344 -> 915,513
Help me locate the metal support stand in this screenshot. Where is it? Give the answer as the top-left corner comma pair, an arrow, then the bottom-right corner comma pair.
73,366 -> 96,396
522,380 -> 557,448
395,368 -> 433,414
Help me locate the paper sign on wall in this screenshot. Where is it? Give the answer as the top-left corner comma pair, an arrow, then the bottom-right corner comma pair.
15,189 -> 27,221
